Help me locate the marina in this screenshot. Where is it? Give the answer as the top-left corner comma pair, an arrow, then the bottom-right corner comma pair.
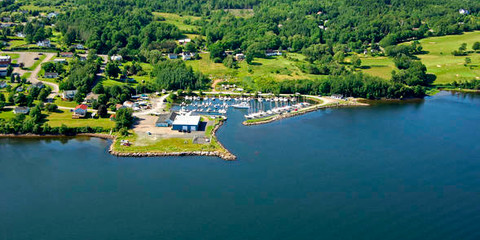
174,95 -> 315,119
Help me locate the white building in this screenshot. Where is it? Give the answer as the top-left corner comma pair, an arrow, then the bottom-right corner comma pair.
37,39 -> 51,47
110,55 -> 123,61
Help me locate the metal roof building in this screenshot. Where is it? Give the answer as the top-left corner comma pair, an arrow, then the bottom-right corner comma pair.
172,115 -> 201,131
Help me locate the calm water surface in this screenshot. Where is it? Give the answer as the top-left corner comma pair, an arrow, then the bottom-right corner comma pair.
1,91 -> 479,240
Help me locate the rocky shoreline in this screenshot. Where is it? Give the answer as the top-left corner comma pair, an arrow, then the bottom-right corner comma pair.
108,119 -> 237,161
243,102 -> 368,126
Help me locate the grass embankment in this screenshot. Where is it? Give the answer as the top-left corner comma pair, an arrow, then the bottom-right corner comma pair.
113,117 -> 226,154
0,109 -> 15,120
53,97 -> 78,108
245,115 -> 277,124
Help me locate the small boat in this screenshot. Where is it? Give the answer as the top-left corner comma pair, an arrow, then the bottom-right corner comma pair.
232,102 -> 250,109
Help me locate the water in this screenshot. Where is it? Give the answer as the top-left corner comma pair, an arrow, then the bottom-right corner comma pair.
1,91 -> 480,240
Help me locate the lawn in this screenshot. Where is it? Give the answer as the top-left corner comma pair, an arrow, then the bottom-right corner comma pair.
45,110 -> 115,128
0,109 -> 15,120
153,12 -> 201,32
359,56 -> 396,79
408,31 -> 480,84
186,53 -> 322,89
54,97 -> 79,108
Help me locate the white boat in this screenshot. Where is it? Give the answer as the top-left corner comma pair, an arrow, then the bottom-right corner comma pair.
232,102 -> 250,109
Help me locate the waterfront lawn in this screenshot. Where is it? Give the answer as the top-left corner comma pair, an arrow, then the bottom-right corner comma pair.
45,110 -> 115,128
113,136 -> 222,153
408,31 -> 480,84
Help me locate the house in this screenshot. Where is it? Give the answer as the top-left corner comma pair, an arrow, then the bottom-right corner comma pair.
75,44 -> 85,50
155,112 -> 178,127
115,104 -> 125,110
123,101 -> 134,108
16,32 -> 25,38
54,59 -> 67,64
0,67 -> 7,77
178,38 -> 191,45
168,53 -> 178,59
62,90 -> 77,100
37,39 -> 51,47
235,53 -> 245,61
44,72 -> 59,78
73,104 -> 88,118
0,22 -> 16,28
28,82 -> 44,90
15,86 -> 23,92
110,55 -> 123,61
0,55 -> 11,67
85,93 -> 99,103
60,52 -> 74,58
182,52 -> 193,60
0,81 -> 7,88
172,115 -> 201,131
13,107 -> 30,114
47,12 -> 58,18
265,50 -> 282,57
459,9 -> 469,15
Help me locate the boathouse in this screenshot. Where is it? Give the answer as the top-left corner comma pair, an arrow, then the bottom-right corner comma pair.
172,115 -> 200,131
156,112 -> 177,127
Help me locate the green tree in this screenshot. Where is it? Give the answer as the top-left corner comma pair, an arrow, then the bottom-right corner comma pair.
351,55 -> 362,68
115,108 -> 134,129
105,62 -> 120,79
473,42 -> 480,52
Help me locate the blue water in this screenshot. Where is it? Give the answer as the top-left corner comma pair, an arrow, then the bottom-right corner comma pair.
1,91 -> 479,240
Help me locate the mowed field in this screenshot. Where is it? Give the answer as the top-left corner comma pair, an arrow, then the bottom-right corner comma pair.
152,12 -> 201,32
413,31 -> 480,84
360,56 -> 396,79
186,53 -> 322,84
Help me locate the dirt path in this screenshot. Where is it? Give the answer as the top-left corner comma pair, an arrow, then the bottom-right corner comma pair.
27,53 -> 58,98
211,79 -> 223,92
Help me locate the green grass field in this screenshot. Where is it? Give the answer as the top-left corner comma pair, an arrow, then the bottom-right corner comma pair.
186,53 -> 322,89
408,31 -> 480,84
359,56 -> 396,79
153,12 -> 201,32
45,110 -> 115,128
0,109 -> 15,120
54,98 -> 79,108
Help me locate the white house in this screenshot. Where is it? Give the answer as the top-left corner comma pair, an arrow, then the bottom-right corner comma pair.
178,38 -> 191,45
459,9 -> 470,15
37,39 -> 51,47
75,44 -> 85,50
265,50 -> 282,57
47,12 -> 58,18
182,52 -> 193,60
110,55 -> 123,61
13,107 -> 30,114
235,53 -> 245,61
54,59 -> 67,64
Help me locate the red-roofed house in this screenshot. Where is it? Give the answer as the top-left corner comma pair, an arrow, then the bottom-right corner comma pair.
73,104 -> 88,118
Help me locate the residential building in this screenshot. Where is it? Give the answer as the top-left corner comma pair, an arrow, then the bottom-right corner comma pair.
85,93 -> 99,103
60,52 -> 74,58
265,50 -> 282,57
172,115 -> 201,131
110,55 -> 123,61
0,55 -> 11,67
235,53 -> 245,61
75,44 -> 85,50
37,39 -> 51,47
0,81 -> 7,88
182,52 -> 193,60
54,59 -> 67,64
62,90 -> 77,100
168,53 -> 178,59
155,112 -> 178,127
13,107 -> 30,114
44,72 -> 59,78
178,38 -> 191,45
73,104 -> 88,118
0,67 -> 7,77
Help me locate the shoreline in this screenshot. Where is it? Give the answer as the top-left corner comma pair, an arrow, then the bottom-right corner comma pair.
243,101 -> 368,126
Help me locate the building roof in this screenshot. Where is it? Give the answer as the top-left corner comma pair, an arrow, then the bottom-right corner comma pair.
156,112 -> 177,123
172,115 -> 201,126
0,55 -> 11,60
75,104 -> 88,110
